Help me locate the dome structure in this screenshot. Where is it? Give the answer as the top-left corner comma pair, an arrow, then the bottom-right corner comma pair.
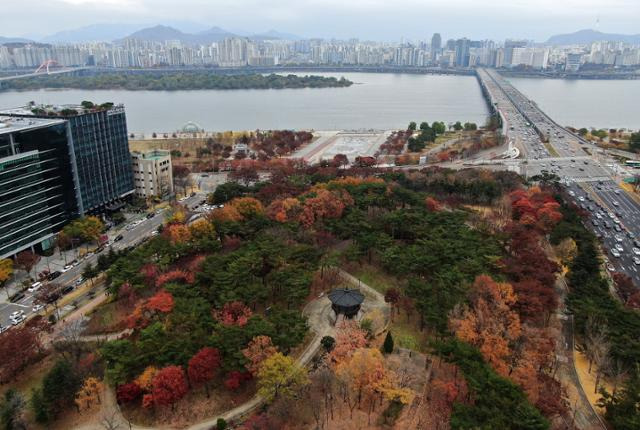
181,121 -> 203,133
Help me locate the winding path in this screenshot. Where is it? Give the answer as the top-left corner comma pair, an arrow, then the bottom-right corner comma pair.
73,268 -> 387,429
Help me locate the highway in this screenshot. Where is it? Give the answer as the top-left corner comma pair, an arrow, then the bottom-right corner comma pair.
0,193 -> 205,330
476,67 -> 640,290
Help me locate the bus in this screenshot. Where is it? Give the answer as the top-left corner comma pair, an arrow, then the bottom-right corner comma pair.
625,160 -> 640,169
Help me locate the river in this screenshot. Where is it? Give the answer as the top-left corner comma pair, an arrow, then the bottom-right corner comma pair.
0,73 -> 488,134
508,77 -> 640,131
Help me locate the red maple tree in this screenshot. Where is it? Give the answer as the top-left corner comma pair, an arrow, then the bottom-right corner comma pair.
152,365 -> 188,408
187,347 -> 222,397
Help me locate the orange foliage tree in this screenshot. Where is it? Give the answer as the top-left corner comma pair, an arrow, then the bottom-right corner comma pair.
329,320 -> 368,364
449,275 -> 521,376
230,197 -> 265,218
242,335 -> 278,375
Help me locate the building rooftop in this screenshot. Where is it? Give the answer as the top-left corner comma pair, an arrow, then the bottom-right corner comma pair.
0,102 -> 124,118
328,288 -> 365,307
0,115 -> 66,136
131,149 -> 171,161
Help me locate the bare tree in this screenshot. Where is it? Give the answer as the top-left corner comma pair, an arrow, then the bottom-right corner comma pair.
54,318 -> 88,363
100,407 -> 123,430
582,316 -> 609,374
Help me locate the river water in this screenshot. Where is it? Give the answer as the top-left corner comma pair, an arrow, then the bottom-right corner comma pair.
0,72 -> 488,134
508,77 -> 640,131
2,72 -> 638,133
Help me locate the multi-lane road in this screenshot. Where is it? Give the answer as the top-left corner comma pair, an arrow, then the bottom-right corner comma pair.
0,193 -> 205,330
476,67 -> 640,288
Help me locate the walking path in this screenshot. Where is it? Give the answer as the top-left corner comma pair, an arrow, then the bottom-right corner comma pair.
71,267 -> 387,429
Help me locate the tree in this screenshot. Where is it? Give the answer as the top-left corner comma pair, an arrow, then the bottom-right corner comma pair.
242,336 -> 278,376
32,360 -> 82,423
554,237 -> 577,265
257,352 -> 309,403
0,259 -> 13,298
116,382 -> 142,405
383,331 -> 394,354
0,389 -> 25,430
75,377 -> 103,411
15,250 -> 39,278
152,365 -> 188,409
449,275 -> 521,376
330,320 -> 368,363
321,336 -> 336,353
599,366 -> 640,430
453,121 -> 463,131
333,153 -> 349,167
173,164 -> 192,196
82,263 -> 99,287
0,325 -> 43,383
407,122 -> 417,131
214,301 -> 253,326
188,347 -> 222,397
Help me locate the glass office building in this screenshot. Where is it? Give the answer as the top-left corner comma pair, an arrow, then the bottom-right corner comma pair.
0,116 -> 79,258
64,106 -> 135,213
3,103 -> 135,214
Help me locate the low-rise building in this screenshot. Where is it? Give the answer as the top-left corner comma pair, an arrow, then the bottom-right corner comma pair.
131,149 -> 173,199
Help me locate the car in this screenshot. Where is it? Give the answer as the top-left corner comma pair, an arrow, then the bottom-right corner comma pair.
628,231 -> 635,239
146,212 -> 156,219
114,234 -> 124,242
615,244 -> 624,252
47,271 -> 61,280
592,220 -> 599,227
151,230 -> 159,236
568,191 -> 575,196
603,221 -> 611,229
614,225 -> 622,232
596,213 -> 603,219
10,310 -> 25,319
606,263 -> 616,271
32,304 -> 44,312
578,196 -> 585,202
62,264 -> 73,272
611,249 -> 621,257
635,257 -> 640,265
614,218 -> 621,225
633,248 -> 640,256
74,277 -> 85,286
613,201 -> 619,206
615,235 -> 624,242
28,281 -> 42,293
10,315 -> 26,325
634,239 -> 640,248
608,212 -> 616,219
614,190 -> 620,195
61,285 -> 74,295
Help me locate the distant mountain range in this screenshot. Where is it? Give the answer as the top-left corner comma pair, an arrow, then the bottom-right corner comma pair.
0,36 -> 33,44
546,29 -> 640,45
0,23 -> 302,46
119,25 -> 302,44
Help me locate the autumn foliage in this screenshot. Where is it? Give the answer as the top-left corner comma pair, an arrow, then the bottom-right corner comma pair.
188,347 -> 222,396
213,301 -> 253,327
509,187 -> 562,232
242,335 -> 278,375
116,382 -> 143,404
151,365 -> 188,408
329,320 -> 368,364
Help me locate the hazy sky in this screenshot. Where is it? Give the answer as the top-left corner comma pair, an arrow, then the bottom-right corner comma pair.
5,0 -> 639,41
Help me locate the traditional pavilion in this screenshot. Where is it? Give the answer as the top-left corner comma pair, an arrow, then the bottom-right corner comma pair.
328,288 -> 365,319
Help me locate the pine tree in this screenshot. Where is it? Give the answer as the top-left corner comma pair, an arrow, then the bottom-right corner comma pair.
383,331 -> 394,354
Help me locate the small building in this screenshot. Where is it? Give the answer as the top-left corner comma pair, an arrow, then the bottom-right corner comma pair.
328,288 -> 365,319
131,149 -> 173,199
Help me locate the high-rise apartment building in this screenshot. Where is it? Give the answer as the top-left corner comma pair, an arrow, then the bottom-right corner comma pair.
0,116 -> 79,258
504,40 -> 528,66
431,33 -> 441,63
454,38 -> 470,67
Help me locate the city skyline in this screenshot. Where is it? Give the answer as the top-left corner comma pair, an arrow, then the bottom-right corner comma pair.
4,0 -> 639,42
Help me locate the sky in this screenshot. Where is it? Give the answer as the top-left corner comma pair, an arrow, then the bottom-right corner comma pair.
4,0 -> 640,42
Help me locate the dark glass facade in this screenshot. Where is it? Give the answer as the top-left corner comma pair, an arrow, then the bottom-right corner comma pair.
64,107 -> 134,213
0,122 -> 78,258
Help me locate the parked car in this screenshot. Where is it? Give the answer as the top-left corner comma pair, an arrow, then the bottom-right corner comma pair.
47,271 -> 61,280
611,249 -> 621,258
146,212 -> 155,219
32,304 -> 44,313
61,285 -> 74,295
114,234 -> 124,242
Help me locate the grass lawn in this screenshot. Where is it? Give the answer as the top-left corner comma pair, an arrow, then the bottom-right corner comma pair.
346,262 -> 401,294
83,300 -> 128,335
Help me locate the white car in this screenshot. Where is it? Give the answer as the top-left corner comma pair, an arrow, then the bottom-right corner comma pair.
27,282 -> 42,293
568,191 -> 575,196
578,196 -> 585,202
10,315 -> 25,325
633,247 -> 640,256
32,304 -> 44,313
615,244 -> 624,252
10,310 -> 24,319
615,235 -> 624,242
634,257 -> 640,265
611,249 -> 621,258
62,264 -> 73,272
